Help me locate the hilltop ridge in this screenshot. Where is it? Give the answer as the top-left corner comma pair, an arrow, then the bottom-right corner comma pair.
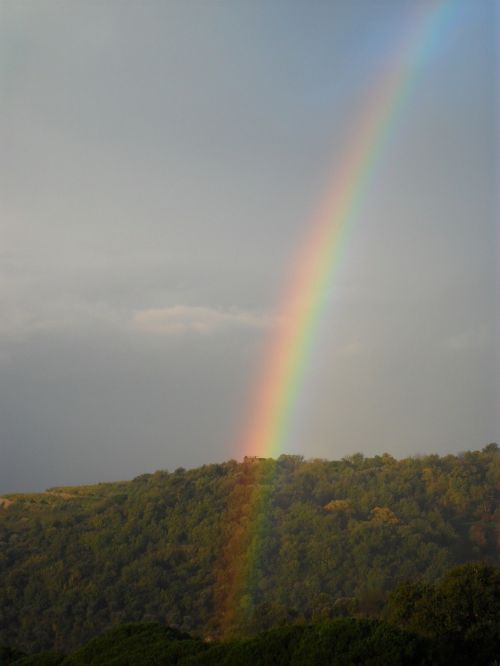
0,445 -> 498,653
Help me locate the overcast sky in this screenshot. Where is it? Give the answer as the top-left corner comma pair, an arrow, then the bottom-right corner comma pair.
1,0 -> 497,493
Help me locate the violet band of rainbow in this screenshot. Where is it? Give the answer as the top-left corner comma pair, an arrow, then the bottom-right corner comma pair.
219,0 -> 461,634
237,0 -> 458,462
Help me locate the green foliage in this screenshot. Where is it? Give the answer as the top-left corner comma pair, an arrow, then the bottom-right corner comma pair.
384,562 -> 500,665
186,620 -> 430,666
61,623 -> 205,665
2,621 -> 430,666
0,446 -> 498,653
3,563 -> 500,666
0,644 -> 26,664
11,653 -> 64,665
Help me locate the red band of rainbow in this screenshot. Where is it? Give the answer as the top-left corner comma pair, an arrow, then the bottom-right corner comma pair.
219,0 -> 460,635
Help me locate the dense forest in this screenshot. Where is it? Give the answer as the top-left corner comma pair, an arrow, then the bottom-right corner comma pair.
2,562 -> 500,664
0,445 -> 498,656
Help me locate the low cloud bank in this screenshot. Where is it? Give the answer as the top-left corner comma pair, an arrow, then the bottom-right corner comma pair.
132,305 -> 276,334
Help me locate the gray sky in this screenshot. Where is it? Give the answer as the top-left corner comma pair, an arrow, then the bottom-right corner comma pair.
1,0 -> 497,492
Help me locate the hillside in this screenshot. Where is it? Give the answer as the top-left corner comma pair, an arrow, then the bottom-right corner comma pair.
3,564 -> 500,665
0,445 -> 498,653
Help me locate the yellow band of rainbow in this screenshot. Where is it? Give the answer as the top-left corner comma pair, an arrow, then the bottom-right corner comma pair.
219,0 -> 460,635
238,0 -> 458,462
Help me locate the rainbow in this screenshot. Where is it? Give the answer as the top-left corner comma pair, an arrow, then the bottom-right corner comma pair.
217,0 -> 459,635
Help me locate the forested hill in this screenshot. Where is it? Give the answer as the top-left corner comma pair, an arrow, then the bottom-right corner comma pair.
1,445 -> 498,653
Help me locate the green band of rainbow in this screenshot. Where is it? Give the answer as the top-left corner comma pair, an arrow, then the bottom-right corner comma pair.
218,0 -> 460,635
237,0 -> 457,461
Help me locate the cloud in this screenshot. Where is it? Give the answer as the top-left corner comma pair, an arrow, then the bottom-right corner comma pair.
132,305 -> 276,335
0,299 -> 276,341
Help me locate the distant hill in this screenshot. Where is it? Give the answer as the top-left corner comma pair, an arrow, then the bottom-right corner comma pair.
0,445 -> 498,653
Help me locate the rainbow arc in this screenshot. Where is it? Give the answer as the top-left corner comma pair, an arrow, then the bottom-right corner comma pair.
218,0 -> 459,635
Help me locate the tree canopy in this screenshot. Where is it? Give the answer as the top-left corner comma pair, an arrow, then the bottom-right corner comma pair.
0,445 -> 498,653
